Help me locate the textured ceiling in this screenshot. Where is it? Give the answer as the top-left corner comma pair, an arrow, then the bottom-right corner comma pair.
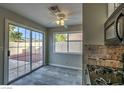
0,3 -> 82,28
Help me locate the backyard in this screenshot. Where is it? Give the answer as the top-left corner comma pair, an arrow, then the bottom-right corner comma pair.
9,41 -> 43,81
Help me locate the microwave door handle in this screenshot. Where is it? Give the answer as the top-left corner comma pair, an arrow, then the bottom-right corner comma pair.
115,12 -> 124,41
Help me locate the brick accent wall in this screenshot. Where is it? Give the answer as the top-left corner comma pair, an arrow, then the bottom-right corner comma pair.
85,45 -> 124,68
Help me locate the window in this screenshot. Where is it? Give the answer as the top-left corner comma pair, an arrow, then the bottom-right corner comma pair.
55,33 -> 67,53
54,32 -> 82,54
108,3 -> 121,17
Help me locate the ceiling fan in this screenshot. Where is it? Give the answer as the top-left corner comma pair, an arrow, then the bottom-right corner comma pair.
48,6 -> 69,28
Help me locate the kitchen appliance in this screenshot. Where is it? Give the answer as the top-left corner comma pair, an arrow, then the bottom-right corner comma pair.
104,4 -> 124,45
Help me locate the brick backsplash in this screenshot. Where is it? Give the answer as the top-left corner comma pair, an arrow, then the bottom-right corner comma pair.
85,45 -> 124,68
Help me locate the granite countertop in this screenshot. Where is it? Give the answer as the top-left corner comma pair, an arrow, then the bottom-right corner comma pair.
87,64 -> 124,85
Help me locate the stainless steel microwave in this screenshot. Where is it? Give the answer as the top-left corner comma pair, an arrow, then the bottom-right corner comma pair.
104,5 -> 124,45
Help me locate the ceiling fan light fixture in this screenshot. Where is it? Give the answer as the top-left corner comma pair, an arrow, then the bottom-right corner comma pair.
56,20 -> 60,25
56,19 -> 64,26
60,19 -> 64,26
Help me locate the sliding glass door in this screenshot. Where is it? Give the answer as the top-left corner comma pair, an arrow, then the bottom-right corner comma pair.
32,32 -> 44,69
8,24 -> 44,82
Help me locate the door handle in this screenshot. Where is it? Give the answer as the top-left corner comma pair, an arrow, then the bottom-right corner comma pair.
8,50 -> 10,56
115,12 -> 124,41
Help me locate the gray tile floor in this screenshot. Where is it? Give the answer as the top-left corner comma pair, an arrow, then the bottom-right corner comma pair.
11,65 -> 82,85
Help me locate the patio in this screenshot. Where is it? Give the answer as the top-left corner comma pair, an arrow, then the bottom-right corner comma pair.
9,58 -> 43,81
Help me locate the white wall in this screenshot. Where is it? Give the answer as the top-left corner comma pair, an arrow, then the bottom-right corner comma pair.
83,3 -> 107,45
82,4 -> 108,84
48,24 -> 82,70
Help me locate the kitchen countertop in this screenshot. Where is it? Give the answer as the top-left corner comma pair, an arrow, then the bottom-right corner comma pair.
87,64 -> 124,85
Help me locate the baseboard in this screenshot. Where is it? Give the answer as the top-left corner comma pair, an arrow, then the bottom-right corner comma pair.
49,63 -> 82,70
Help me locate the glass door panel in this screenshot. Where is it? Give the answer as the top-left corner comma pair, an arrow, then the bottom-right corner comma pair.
8,25 -> 31,82
25,29 -> 31,73
8,24 -> 44,83
35,32 -> 41,68
32,31 -> 36,69
32,32 -> 44,69
39,33 -> 43,66
9,25 -> 18,81
18,27 -> 26,77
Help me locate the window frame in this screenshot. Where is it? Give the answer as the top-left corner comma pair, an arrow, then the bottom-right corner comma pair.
53,31 -> 82,55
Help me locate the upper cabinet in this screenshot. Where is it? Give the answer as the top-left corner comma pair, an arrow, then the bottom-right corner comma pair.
104,4 -> 124,45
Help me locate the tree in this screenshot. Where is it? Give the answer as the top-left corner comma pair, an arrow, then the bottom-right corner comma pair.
55,34 -> 66,42
9,25 -> 23,42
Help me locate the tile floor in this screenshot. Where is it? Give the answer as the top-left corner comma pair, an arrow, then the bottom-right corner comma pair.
11,65 -> 82,85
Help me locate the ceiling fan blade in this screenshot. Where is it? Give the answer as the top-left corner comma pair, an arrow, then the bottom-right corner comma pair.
65,17 -> 77,20
65,14 -> 78,20
64,24 -> 68,29
64,19 -> 69,20
46,20 -> 56,25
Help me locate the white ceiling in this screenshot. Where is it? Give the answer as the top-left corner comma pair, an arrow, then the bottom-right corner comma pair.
0,3 -> 82,28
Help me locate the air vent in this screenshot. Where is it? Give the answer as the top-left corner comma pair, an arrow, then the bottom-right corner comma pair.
48,6 -> 61,14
